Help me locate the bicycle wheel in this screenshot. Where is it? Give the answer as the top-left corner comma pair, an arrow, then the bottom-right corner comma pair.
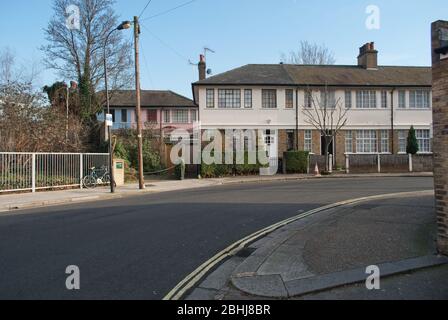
83,175 -> 97,189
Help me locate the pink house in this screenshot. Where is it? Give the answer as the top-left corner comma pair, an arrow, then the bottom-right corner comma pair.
101,90 -> 198,138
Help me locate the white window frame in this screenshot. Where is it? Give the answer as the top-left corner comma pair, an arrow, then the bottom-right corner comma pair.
345,130 -> 353,153
285,89 -> 294,109
381,91 -> 388,109
190,109 -> 197,123
416,129 -> 431,153
163,110 -> 171,124
409,90 -> 430,109
304,91 -> 312,109
398,130 -> 407,154
171,110 -> 189,124
262,89 -> 277,109
244,89 -> 252,109
345,91 -> 352,109
356,90 -> 377,109
218,89 -> 241,109
398,90 -> 407,109
380,130 -> 390,153
320,90 -> 336,108
356,130 -> 377,153
206,89 -> 215,108
304,130 -> 312,153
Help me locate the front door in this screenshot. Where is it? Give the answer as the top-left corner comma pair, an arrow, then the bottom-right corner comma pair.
264,130 -> 278,159
321,135 -> 334,156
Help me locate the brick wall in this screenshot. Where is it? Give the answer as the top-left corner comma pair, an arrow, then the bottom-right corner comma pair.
432,20 -> 448,255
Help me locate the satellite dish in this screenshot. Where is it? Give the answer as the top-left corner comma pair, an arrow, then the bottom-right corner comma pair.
207,69 -> 213,75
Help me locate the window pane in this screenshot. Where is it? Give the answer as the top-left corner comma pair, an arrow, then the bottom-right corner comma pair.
320,90 -> 336,108
244,89 -> 252,108
262,90 -> 277,109
304,130 -> 312,152
304,91 -> 312,108
416,129 -> 431,153
345,91 -> 352,109
285,89 -> 294,109
172,110 -> 189,123
163,110 -> 170,123
398,91 -> 406,109
356,91 -> 377,109
218,89 -> 241,109
147,110 -> 158,123
191,110 -> 197,122
381,91 -> 388,108
206,89 -> 215,108
356,130 -> 377,153
345,131 -> 353,153
121,109 -> 128,123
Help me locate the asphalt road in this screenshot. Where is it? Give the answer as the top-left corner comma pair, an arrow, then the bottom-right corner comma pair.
0,177 -> 433,300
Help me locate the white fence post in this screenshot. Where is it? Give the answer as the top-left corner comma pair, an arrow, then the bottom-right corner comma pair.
80,154 -> 83,189
329,154 -> 333,173
409,154 -> 413,172
377,154 -> 381,173
32,153 -> 36,193
345,154 -> 350,174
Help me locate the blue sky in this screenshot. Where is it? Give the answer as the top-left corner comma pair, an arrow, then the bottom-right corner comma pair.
0,0 -> 446,98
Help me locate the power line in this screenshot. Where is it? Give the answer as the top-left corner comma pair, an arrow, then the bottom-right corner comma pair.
139,36 -> 155,89
141,0 -> 197,21
140,23 -> 191,64
138,0 -> 153,19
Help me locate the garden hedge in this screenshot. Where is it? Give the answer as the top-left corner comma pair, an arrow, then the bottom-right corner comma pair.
284,151 -> 310,174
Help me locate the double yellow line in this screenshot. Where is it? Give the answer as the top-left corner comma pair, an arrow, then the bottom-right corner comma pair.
163,190 -> 434,300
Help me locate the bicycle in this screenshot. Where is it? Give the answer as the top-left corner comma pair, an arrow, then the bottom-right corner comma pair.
82,166 -> 115,189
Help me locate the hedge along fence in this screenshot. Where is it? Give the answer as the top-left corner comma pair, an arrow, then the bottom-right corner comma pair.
201,152 -> 269,178
309,155 -> 326,173
346,154 -> 434,174
379,155 -> 409,173
283,151 -> 310,174
412,154 -> 433,172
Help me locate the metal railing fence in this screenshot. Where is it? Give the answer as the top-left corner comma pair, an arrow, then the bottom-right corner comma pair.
0,153 -> 109,193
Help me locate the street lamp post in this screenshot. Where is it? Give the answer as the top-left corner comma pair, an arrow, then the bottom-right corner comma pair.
103,21 -> 131,194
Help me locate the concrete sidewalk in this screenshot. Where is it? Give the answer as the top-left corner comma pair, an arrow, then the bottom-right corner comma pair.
186,193 -> 448,300
0,172 -> 432,213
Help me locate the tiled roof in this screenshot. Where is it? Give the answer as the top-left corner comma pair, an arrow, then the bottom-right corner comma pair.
105,90 -> 196,107
193,64 -> 432,87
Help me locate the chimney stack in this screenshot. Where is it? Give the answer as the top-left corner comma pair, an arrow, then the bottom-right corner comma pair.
358,42 -> 378,69
198,54 -> 206,80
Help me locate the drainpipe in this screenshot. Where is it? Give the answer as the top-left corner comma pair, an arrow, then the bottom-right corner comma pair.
295,88 -> 299,151
391,88 -> 396,153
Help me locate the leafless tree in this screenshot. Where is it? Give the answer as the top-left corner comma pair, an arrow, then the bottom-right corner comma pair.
302,87 -> 348,172
0,81 -> 92,152
41,0 -> 133,119
281,41 -> 336,65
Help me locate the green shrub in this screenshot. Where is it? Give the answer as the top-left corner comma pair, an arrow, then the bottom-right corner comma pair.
284,151 -> 309,174
201,151 -> 269,178
407,126 -> 419,155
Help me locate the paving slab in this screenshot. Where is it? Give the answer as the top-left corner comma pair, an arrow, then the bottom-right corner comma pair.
223,194 -> 444,299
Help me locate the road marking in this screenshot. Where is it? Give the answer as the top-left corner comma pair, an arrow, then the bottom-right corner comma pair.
163,190 -> 434,300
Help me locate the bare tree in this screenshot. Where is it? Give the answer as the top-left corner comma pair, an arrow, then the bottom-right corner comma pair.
302,87 -> 348,172
41,0 -> 133,120
281,41 -> 336,65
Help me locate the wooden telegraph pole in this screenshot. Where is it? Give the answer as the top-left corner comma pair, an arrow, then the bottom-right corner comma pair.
134,16 -> 145,190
